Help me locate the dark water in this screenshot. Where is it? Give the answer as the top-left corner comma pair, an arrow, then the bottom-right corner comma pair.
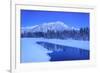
37,41 -> 90,61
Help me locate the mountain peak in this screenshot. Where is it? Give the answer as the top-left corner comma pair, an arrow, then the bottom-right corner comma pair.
33,21 -> 70,32
42,21 -> 69,28
22,21 -> 79,33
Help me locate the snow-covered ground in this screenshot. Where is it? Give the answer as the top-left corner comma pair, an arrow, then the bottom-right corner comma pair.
26,38 -> 89,50
21,38 -> 51,63
21,38 -> 89,63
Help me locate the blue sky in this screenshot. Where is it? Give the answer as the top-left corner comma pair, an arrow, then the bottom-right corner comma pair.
21,10 -> 90,28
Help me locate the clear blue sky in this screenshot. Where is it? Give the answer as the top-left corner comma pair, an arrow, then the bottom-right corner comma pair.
21,10 -> 90,28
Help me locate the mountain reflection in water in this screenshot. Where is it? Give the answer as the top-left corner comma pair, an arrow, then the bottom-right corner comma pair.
36,41 -> 89,61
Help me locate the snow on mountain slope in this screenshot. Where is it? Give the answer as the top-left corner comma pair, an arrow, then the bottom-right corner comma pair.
31,21 -> 71,32
21,25 -> 39,33
21,21 -> 79,33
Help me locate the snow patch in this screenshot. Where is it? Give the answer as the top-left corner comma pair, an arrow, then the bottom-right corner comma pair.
21,38 -> 51,63
30,38 -> 89,50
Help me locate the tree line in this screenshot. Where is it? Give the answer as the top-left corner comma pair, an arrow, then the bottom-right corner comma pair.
21,27 -> 89,41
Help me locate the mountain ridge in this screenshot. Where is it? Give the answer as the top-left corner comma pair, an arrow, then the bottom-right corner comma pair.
22,21 -> 79,33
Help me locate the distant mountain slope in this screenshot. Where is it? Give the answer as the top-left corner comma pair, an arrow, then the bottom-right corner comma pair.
22,21 -> 79,33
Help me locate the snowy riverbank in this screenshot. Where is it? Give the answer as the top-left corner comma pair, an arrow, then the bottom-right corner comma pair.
21,38 -> 89,63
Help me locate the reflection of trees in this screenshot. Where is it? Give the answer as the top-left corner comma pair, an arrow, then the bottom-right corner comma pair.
37,42 -> 64,52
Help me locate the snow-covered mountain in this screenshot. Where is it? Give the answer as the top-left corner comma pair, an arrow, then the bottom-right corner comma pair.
22,21 -> 79,33
21,25 -> 38,33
